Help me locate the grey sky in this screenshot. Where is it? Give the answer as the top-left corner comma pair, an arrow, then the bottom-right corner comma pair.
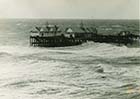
0,0 -> 139,19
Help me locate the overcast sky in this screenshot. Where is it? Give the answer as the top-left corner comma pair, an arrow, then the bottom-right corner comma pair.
0,0 -> 139,19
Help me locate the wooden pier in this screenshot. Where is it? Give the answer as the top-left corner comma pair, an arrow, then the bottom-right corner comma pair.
30,24 -> 140,47
30,34 -> 139,47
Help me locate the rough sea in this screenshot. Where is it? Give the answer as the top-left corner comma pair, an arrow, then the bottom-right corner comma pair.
0,19 -> 140,99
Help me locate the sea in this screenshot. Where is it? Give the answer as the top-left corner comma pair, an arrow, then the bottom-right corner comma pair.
0,19 -> 140,99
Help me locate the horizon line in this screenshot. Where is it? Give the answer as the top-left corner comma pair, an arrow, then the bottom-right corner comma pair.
0,17 -> 140,20
0,17 -> 139,20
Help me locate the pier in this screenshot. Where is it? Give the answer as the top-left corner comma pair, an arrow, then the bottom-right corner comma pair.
30,23 -> 140,47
